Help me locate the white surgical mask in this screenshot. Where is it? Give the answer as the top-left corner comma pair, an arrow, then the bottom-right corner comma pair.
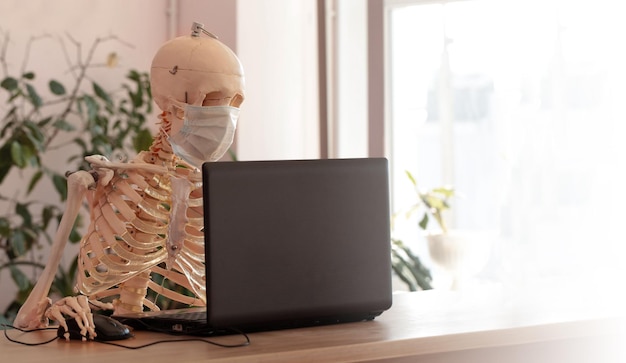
168,105 -> 239,168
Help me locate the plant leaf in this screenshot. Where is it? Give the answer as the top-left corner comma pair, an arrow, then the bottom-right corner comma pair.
424,194 -> 448,211
0,77 -> 18,91
10,141 -> 27,168
133,87 -> 144,108
82,94 -> 98,121
418,214 -> 429,230
49,79 -> 66,95
10,265 -> 31,291
432,187 -> 455,198
405,170 -> 417,187
15,142 -> 37,168
93,81 -> 112,106
0,217 -> 11,237
22,72 -> 35,80
69,225 -> 81,243
10,230 -> 27,257
37,116 -> 53,127
27,170 -> 43,194
24,121 -> 45,150
41,205 -> 56,231
128,69 -> 141,82
133,128 -> 153,152
0,143 -> 13,184
26,83 -> 42,108
52,118 -> 75,131
52,173 -> 68,201
16,203 -> 32,226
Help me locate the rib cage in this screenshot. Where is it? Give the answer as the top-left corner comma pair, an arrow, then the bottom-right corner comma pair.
76,151 -> 206,313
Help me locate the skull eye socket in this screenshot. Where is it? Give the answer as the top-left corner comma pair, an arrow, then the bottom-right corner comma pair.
202,92 -> 226,106
201,92 -> 244,108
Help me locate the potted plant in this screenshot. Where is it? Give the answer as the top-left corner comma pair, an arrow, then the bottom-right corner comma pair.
390,171 -> 453,291
393,171 -> 492,290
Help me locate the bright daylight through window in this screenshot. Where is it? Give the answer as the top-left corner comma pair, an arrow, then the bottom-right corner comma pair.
386,0 -> 626,289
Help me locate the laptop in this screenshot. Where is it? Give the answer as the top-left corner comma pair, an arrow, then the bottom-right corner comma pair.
114,158 -> 392,335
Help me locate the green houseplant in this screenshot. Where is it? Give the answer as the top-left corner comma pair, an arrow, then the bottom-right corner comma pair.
0,33 -> 153,324
391,171 -> 455,291
402,170 -> 455,234
396,171 -> 492,290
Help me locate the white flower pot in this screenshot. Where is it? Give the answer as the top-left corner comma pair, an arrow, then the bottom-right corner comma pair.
426,230 -> 493,290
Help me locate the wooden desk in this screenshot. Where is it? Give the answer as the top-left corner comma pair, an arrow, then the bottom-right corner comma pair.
3,285 -> 625,363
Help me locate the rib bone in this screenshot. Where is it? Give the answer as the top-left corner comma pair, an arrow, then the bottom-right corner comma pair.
16,114 -> 208,331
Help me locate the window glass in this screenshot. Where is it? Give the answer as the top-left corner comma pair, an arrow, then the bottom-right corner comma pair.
387,0 -> 626,287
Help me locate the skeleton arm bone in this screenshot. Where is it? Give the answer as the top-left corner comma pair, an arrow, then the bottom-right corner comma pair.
85,155 -> 168,186
14,171 -> 103,330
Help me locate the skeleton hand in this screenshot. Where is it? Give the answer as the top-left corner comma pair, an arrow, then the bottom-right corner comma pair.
46,295 -> 114,341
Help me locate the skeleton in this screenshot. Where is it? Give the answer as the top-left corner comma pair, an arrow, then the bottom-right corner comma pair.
14,23 -> 245,340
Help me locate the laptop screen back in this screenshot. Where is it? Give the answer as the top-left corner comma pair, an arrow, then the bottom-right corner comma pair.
202,158 -> 392,329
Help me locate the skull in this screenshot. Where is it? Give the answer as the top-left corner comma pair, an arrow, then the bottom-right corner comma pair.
150,32 -> 245,133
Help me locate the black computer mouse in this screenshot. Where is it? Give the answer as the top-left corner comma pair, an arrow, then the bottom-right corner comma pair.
57,314 -> 132,341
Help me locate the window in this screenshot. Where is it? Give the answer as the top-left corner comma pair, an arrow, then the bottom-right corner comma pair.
385,0 -> 626,287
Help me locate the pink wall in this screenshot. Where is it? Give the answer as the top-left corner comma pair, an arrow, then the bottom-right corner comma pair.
176,0 -> 237,50
0,0 -> 238,92
0,1 -> 167,85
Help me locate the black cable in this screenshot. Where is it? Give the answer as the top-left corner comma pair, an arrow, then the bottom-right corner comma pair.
115,318 -> 251,348
1,323 -> 250,349
97,333 -> 250,350
2,324 -> 60,346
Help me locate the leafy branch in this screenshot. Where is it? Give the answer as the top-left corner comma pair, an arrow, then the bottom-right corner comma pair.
402,170 -> 455,234
391,238 -> 433,291
0,32 -> 153,321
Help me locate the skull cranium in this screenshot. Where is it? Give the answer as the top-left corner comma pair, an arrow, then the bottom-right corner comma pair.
150,34 -> 245,133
